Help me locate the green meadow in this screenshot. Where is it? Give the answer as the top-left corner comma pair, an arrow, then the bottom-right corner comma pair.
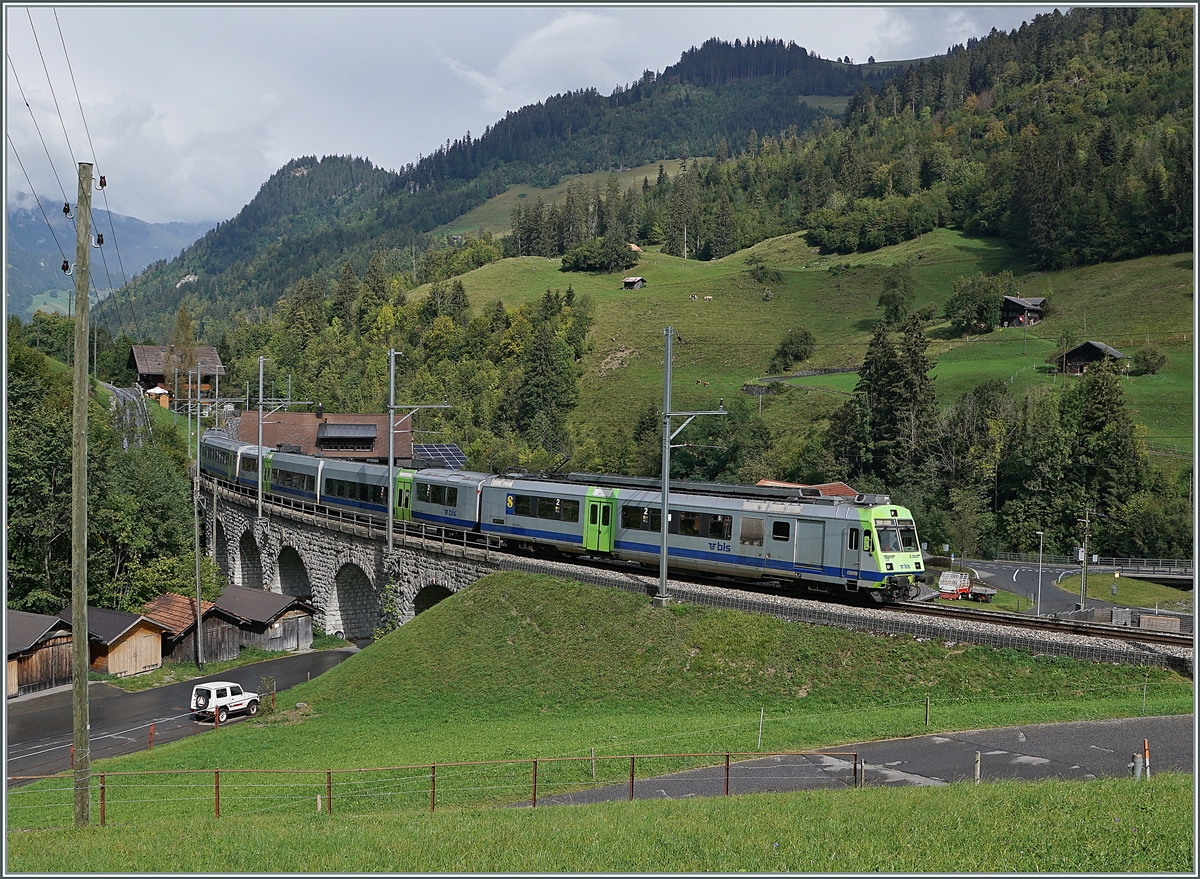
6,573 -> 1192,871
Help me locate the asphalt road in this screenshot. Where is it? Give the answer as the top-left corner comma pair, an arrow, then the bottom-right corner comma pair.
964,557 -> 1121,616
6,648 -> 356,784
526,714 -> 1194,807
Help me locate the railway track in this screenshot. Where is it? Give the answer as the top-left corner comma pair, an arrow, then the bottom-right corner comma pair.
893,600 -> 1194,648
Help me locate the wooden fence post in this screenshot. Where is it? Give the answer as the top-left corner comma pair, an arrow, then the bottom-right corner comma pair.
430,764 -> 436,812
531,759 -> 538,808
215,770 -> 220,817
99,774 -> 105,826
327,770 -> 332,814
724,754 -> 730,795
628,756 -> 635,801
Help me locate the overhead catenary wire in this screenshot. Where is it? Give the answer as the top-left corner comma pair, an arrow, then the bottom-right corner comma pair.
26,8 -> 77,168
6,52 -> 73,205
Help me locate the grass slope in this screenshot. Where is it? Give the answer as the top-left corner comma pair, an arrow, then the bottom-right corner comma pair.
8,775 -> 1191,872
418,227 -> 1192,452
6,573 -> 1192,870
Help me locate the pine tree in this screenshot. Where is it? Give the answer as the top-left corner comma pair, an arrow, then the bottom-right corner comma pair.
330,261 -> 359,331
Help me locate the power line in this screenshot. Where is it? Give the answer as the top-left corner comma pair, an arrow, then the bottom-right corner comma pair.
54,8 -> 142,342
6,132 -> 69,262
26,8 -> 77,167
6,52 -> 72,204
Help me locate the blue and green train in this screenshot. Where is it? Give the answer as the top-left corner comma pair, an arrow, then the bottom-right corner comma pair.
201,432 -> 926,602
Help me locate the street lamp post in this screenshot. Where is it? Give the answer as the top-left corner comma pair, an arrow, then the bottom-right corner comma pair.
657,326 -> 726,606
1035,530 -> 1044,616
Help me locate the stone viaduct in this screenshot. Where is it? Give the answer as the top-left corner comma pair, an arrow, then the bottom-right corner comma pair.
201,478 -> 503,639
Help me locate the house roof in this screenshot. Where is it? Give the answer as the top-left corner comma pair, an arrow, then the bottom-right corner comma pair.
128,345 -> 226,378
237,411 -> 412,461
140,593 -> 226,636
756,479 -> 859,498
1002,295 -> 1046,309
1066,340 -> 1128,360
7,610 -> 71,656
57,605 -> 167,645
214,585 -> 313,626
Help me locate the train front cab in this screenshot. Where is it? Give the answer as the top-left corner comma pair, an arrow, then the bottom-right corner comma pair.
859,503 -> 925,601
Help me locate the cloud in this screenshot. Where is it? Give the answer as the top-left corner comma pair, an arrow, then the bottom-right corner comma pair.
438,11 -> 626,114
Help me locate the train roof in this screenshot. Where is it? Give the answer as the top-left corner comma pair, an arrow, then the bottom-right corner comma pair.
563,472 -> 857,505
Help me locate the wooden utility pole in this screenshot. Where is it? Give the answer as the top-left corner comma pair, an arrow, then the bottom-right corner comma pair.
70,162 -> 93,827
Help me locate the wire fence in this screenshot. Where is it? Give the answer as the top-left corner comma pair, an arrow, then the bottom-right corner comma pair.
993,552 -> 1193,573
6,749 -> 862,829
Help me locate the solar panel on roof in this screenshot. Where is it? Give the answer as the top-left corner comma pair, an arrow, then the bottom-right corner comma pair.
413,443 -> 467,469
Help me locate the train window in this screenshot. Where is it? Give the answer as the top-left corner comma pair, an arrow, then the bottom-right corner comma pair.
447,487 -> 458,507
514,494 -> 532,516
538,497 -> 557,519
591,504 -> 599,525
772,521 -> 791,542
740,517 -> 764,546
848,528 -> 859,551
899,526 -> 918,552
678,511 -> 701,537
708,514 -> 732,541
429,485 -> 446,505
601,505 -> 611,527
561,500 -> 579,523
620,505 -> 640,529
863,530 -> 873,553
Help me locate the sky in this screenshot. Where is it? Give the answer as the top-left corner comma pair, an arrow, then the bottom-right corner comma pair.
5,4 -> 1059,226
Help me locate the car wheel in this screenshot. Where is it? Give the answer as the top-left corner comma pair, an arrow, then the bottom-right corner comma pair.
217,707 -> 228,724
247,700 -> 259,717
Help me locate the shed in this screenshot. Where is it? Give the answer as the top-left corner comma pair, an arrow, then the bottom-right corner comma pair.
1000,295 -> 1045,327
140,592 -> 247,664
1062,341 -> 1128,376
622,277 -> 646,289
213,586 -> 315,652
57,605 -> 167,678
7,611 -> 73,697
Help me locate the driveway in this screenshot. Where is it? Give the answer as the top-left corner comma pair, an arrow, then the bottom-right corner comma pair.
6,648 -> 356,784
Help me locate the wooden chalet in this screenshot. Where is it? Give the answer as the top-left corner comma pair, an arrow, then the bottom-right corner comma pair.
128,345 -> 226,410
1000,295 -> 1045,327
140,592 -> 246,664
213,586 -> 315,652
237,410 -> 413,466
57,605 -> 167,678
1062,341 -> 1129,376
7,611 -> 73,697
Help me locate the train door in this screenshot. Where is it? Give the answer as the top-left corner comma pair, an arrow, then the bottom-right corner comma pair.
395,472 -> 413,522
842,525 -> 861,578
584,495 -> 615,552
738,516 -> 766,572
262,452 -> 275,493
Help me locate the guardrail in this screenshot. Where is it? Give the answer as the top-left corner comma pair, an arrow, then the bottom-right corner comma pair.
994,552 -> 1193,574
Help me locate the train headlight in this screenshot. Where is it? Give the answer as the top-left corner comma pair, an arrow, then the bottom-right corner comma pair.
885,563 -> 894,571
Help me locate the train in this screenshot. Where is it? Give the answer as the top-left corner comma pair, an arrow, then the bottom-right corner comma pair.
200,431 -> 927,602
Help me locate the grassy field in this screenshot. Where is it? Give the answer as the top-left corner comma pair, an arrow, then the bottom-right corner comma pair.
1057,573 -> 1193,614
7,774 -> 1191,873
428,227 -> 1192,455
7,572 -> 1192,870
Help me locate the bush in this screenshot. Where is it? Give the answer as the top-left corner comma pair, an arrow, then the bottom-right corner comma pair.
768,327 -> 816,374
1132,345 -> 1167,375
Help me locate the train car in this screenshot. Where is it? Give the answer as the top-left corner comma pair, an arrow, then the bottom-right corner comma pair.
479,476 -> 592,553
264,451 -> 322,504
199,432 -> 245,483
410,468 -> 487,530
235,444 -> 271,492
319,458 -> 391,517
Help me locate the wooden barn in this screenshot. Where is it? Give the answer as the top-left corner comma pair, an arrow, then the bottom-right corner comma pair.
140,592 -> 247,664
1062,341 -> 1129,376
7,611 -> 73,697
1000,295 -> 1045,327
214,586 -> 315,652
57,605 -> 167,678
622,276 -> 647,289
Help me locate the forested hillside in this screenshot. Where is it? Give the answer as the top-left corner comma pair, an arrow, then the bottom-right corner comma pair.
99,38 -> 891,341
100,8 -> 1190,346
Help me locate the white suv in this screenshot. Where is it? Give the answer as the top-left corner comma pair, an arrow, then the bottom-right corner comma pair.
191,681 -> 259,723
